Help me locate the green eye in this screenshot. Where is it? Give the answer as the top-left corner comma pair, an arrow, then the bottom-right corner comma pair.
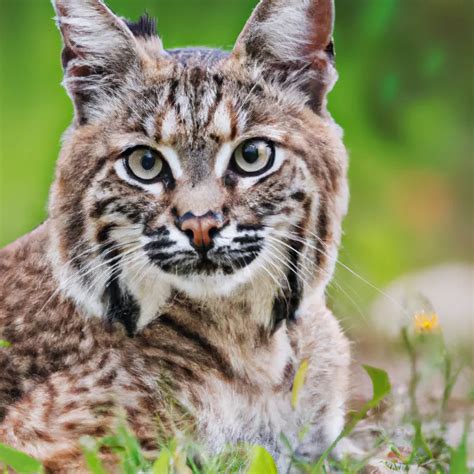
232,139 -> 275,176
125,148 -> 163,182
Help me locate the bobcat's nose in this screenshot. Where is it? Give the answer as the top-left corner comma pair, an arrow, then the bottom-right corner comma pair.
176,211 -> 225,251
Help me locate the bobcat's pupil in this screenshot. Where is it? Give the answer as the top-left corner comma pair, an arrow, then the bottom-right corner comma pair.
242,144 -> 260,164
141,152 -> 156,171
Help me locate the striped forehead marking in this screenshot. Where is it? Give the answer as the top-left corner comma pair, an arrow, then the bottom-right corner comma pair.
212,100 -> 232,139
214,142 -> 233,178
143,115 -> 156,138
161,109 -> 177,144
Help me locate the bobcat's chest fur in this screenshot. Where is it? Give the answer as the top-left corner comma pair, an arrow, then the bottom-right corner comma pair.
194,372 -> 296,455
138,292 -> 299,441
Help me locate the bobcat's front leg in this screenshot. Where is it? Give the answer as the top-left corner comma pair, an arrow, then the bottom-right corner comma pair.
290,297 -> 350,464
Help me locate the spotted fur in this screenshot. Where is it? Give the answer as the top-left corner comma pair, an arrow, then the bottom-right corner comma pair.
0,0 -> 350,471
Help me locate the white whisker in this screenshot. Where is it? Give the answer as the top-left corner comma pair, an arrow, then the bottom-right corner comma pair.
277,225 -> 406,314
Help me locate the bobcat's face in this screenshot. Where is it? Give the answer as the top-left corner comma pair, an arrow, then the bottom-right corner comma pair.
50,0 -> 348,328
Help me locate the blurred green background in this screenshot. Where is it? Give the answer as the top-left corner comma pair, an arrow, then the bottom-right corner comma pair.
0,0 -> 472,323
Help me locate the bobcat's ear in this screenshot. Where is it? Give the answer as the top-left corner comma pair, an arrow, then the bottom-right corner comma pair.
52,0 -> 163,124
233,0 -> 336,114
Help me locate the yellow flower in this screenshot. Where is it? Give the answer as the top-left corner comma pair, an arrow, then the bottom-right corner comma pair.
414,312 -> 440,333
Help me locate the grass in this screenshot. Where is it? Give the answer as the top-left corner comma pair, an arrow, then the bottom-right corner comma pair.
0,315 -> 471,473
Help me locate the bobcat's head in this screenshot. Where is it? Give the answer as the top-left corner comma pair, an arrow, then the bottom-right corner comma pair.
49,0 -> 348,333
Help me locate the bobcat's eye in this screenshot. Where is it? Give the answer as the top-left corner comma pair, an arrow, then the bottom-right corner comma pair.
124,148 -> 164,183
231,139 -> 275,176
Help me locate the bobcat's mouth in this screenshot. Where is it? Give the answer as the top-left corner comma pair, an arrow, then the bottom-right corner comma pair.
144,226 -> 265,277
146,246 -> 262,276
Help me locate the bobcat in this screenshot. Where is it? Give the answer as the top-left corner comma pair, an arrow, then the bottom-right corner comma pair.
0,0 -> 350,471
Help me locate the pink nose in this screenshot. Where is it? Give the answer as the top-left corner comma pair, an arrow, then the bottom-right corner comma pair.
176,211 -> 225,250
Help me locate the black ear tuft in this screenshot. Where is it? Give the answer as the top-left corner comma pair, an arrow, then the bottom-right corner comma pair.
325,40 -> 335,61
125,13 -> 157,39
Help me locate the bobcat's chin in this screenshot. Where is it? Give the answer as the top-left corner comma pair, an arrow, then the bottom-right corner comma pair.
161,271 -> 248,299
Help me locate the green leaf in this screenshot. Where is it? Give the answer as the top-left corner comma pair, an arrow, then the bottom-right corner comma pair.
247,446 -> 278,474
362,365 -> 391,404
292,359 -> 309,409
450,430 -> 468,474
0,443 -> 42,473
152,449 -> 171,474
0,340 -> 10,348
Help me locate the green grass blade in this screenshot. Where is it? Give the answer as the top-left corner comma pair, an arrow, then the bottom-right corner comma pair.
292,359 -> 309,409
0,443 -> 42,473
83,451 -> 108,474
411,420 -> 433,462
449,429 -> 468,474
80,437 -> 108,474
